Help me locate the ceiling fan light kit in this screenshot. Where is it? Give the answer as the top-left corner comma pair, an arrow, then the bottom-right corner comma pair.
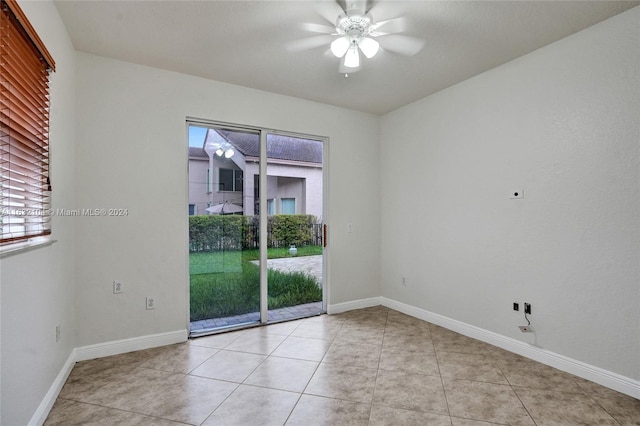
205,141 -> 235,159
331,10 -> 380,69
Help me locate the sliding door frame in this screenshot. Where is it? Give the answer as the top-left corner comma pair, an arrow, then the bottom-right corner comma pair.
185,118 -> 329,331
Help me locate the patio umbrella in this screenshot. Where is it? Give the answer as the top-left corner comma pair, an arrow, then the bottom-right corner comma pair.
205,202 -> 244,214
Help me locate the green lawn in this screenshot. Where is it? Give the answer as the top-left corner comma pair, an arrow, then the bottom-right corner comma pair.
190,246 -> 322,321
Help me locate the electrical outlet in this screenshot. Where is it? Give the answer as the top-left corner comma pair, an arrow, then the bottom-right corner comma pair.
113,281 -> 123,294
401,277 -> 407,287
513,302 -> 519,311
524,303 -> 531,314
146,297 -> 155,310
55,325 -> 61,342
519,325 -> 534,333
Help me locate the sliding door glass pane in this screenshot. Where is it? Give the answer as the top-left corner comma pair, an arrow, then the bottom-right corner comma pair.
265,133 -> 324,321
188,125 -> 261,334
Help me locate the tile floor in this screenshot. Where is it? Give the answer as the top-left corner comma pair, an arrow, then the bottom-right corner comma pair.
45,306 -> 639,426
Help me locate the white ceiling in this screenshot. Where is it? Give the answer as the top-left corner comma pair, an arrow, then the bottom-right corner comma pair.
54,0 -> 638,115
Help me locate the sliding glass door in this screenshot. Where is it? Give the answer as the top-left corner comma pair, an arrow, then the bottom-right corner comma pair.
188,125 -> 261,334
265,132 -> 324,322
187,122 -> 325,336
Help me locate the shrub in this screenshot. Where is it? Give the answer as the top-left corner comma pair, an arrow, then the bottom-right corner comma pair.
189,214 -> 320,252
268,215 -> 316,247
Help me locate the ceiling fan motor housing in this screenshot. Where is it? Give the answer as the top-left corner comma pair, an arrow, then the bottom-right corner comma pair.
336,11 -> 373,41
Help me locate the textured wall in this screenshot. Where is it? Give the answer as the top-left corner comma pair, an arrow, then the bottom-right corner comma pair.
74,52 -> 381,347
380,7 -> 639,380
1,1 -> 77,424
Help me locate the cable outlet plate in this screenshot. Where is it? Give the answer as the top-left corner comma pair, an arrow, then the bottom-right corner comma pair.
519,325 -> 534,333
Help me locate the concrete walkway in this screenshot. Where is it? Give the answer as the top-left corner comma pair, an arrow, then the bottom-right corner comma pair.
250,254 -> 323,284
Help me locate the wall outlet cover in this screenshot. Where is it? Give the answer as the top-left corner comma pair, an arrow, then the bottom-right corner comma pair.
519,325 -> 534,333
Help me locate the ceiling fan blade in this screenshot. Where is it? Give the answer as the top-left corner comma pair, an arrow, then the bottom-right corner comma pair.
339,0 -> 371,15
286,35 -> 336,53
301,22 -> 336,35
379,34 -> 426,56
370,17 -> 407,35
364,0 -> 377,14
317,1 -> 345,26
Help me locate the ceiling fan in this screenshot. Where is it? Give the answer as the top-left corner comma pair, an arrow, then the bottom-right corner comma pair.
288,0 -> 426,74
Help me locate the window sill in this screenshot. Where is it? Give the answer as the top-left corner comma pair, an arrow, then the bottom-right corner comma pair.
0,237 -> 57,258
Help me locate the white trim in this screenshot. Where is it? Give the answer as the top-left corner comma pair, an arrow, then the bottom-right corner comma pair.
0,237 -> 56,258
381,297 -> 640,399
327,296 -> 382,314
259,130 -> 268,323
75,329 -> 188,362
28,349 -> 77,426
30,330 -> 188,424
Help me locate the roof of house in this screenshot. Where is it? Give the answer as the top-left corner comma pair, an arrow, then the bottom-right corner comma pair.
188,147 -> 209,158
190,129 -> 323,164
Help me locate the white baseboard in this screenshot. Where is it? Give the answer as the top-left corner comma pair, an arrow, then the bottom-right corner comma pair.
28,349 -> 77,426
75,329 -> 188,362
30,329 -> 188,425
327,296 -> 382,315
381,297 -> 640,399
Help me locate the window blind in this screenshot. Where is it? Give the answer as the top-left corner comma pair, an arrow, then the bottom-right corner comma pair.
1,0 -> 55,244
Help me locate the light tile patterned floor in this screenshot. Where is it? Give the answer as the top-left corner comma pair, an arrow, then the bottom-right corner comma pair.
46,306 -> 640,426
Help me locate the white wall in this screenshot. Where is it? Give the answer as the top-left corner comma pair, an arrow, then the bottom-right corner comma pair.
380,7 -> 639,381
0,1 -> 77,424
74,53 -> 381,347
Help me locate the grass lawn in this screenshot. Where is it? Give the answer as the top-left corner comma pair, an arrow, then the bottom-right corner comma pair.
190,246 -> 323,321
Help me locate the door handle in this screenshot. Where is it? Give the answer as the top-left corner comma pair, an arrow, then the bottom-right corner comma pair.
323,224 -> 327,248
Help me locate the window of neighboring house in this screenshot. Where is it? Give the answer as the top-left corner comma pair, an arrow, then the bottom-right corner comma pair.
188,204 -> 195,215
267,199 -> 275,215
281,198 -> 296,215
1,0 -> 56,247
219,168 -> 243,192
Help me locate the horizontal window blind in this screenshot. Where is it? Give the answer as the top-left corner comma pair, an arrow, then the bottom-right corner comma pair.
1,0 -> 54,244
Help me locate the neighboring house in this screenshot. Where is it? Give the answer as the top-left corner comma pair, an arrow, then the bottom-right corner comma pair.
188,128 -> 323,218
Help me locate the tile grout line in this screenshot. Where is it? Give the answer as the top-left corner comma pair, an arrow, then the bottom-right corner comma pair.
367,309 -> 390,425
47,307 -> 637,425
433,346 -> 454,422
